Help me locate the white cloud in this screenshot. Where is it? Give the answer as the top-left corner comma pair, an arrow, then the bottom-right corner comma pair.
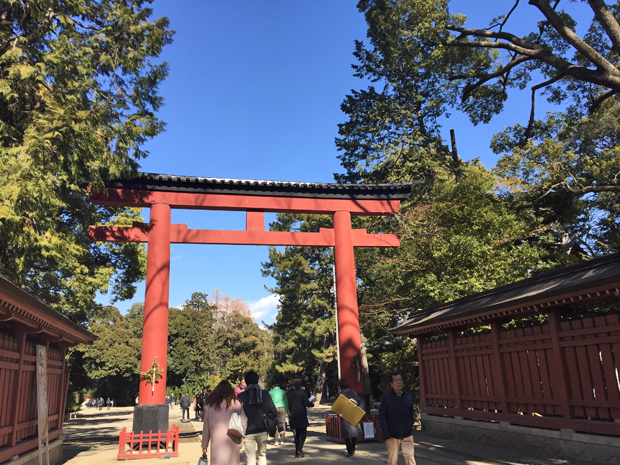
248,294 -> 281,321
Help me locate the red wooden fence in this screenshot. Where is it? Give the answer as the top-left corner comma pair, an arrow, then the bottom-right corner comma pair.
0,329 -> 68,463
419,309 -> 620,436
117,425 -> 179,460
325,414 -> 384,443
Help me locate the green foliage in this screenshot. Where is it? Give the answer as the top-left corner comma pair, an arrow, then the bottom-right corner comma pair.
493,99 -> 620,254
69,291 -> 274,404
0,0 -> 173,321
213,308 -> 274,383
355,0 -> 620,126
72,305 -> 142,405
262,214 -> 337,390
167,292 -> 217,388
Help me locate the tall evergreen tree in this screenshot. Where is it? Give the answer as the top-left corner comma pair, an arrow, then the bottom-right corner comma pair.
0,1 -> 173,320
167,292 -> 217,389
262,214 -> 337,398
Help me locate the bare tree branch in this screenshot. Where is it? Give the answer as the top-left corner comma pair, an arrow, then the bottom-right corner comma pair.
529,0 -> 617,74
540,181 -> 620,198
498,0 -> 520,35
460,55 -> 533,101
446,31 -> 620,91
587,0 -> 620,55
524,74 -> 565,141
448,26 -> 540,50
589,89 -> 618,114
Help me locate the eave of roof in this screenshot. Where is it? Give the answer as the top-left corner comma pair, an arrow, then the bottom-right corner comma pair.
103,172 -> 418,200
391,253 -> 620,337
0,275 -> 97,345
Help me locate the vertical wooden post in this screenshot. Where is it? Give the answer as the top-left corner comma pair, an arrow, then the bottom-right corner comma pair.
333,210 -> 363,393
246,211 -> 265,231
418,337 -> 427,411
9,325 -> 26,447
447,331 -> 462,410
490,322 -> 509,413
58,344 -> 69,434
548,309 -> 572,420
139,203 -> 171,405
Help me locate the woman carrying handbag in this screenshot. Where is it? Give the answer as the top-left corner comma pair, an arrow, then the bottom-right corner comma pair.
201,381 -> 247,465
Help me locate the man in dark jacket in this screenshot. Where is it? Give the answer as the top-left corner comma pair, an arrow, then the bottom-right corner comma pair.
180,393 -> 191,422
197,388 -> 208,421
379,372 -> 417,465
238,370 -> 284,465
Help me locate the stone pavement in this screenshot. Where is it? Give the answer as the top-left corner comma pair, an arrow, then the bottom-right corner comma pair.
61,404 -> 587,465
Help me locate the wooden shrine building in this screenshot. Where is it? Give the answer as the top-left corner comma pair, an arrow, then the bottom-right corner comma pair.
392,253 -> 620,463
0,275 -> 96,465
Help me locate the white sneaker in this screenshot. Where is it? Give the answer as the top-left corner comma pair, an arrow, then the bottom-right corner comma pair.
274,441 -> 279,445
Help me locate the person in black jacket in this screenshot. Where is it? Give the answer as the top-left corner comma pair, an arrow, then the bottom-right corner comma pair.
238,370 -> 283,465
286,378 -> 314,458
378,372 -> 417,465
338,379 -> 362,457
197,387 -> 208,421
180,393 -> 191,422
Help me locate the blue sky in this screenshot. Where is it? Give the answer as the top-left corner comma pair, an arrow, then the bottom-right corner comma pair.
100,0 -> 589,325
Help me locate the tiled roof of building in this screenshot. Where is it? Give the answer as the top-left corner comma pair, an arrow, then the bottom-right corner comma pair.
391,253 -> 620,337
0,275 -> 97,345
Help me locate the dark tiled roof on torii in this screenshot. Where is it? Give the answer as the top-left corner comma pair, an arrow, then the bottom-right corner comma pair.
391,253 -> 620,337
105,172 -> 418,200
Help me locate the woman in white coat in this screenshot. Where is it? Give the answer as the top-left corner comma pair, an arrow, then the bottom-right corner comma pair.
201,381 -> 248,465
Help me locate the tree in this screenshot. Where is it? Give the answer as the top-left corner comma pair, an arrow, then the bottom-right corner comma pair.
493,99 -> 620,254
210,289 -> 252,318
0,1 -> 173,320
167,292 -> 217,389
212,306 -> 274,383
357,0 -> 620,128
72,305 -> 142,405
262,214 -> 338,399
332,0 -> 569,396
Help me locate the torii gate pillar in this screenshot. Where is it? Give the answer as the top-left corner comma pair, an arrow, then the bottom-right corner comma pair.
139,203 -> 171,404
333,211 -> 364,393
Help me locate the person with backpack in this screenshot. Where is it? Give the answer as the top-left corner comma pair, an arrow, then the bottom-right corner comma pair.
268,384 -> 288,445
237,370 -> 283,465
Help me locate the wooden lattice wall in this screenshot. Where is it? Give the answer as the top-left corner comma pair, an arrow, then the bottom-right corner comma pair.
419,308 -> 620,436
0,326 -> 69,463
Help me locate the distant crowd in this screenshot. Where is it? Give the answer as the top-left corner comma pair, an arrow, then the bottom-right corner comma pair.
85,397 -> 113,410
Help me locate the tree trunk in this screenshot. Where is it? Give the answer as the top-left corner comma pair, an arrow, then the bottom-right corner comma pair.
313,332 -> 336,403
313,361 -> 327,403
361,333 -> 372,397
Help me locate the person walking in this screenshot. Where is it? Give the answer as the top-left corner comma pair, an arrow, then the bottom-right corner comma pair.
197,387 -> 208,421
106,398 -> 111,410
201,380 -> 247,465
338,379 -> 362,457
286,378 -> 314,458
238,370 -> 283,465
180,393 -> 191,422
234,375 -> 246,397
379,372 -> 417,465
269,384 -> 288,445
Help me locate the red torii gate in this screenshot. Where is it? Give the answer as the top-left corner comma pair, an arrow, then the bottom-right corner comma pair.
89,173 -> 413,422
